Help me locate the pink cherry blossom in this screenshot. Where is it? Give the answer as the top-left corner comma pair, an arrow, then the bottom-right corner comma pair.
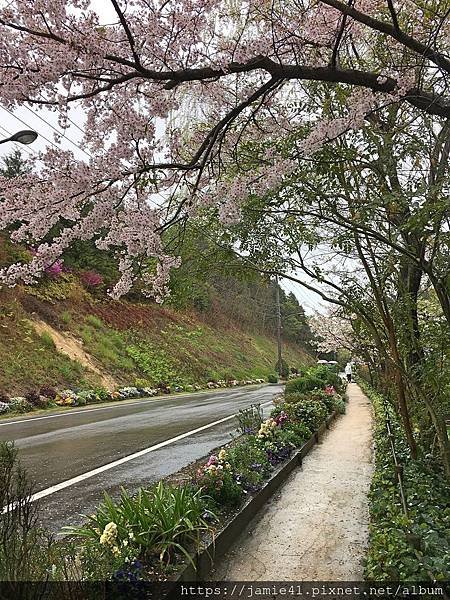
0,0 -> 447,297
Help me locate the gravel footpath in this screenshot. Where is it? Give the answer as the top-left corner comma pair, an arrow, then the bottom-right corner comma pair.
210,383 -> 374,580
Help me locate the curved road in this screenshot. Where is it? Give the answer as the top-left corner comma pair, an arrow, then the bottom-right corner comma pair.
0,384 -> 281,531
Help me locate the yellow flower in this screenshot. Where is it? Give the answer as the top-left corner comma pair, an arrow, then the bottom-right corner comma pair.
99,521 -> 118,546
218,449 -> 227,461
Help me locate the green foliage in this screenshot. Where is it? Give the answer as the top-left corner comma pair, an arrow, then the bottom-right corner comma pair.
39,331 -> 55,349
277,423 -> 311,447
285,364 -> 342,395
8,398 -> 33,413
236,403 -> 263,435
60,310 -> 72,325
226,438 -> 272,488
276,358 -> 290,378
267,373 -> 278,383
63,239 -> 118,287
285,374 -> 324,394
85,314 -> 103,329
199,468 -> 244,507
126,344 -> 179,385
24,275 -> 82,304
332,396 -> 346,414
272,396 -> 328,432
0,150 -> 30,178
363,383 -> 450,581
66,482 -> 213,567
0,441 -> 55,580
313,365 -> 342,390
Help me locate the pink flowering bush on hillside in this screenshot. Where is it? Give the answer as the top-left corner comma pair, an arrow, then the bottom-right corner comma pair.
44,260 -> 64,278
81,270 -> 103,289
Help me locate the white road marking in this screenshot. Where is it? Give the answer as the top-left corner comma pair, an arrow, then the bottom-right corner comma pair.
0,385 -> 268,427
2,400 -> 273,509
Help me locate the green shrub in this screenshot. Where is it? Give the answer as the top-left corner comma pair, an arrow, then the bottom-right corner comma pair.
332,396 -> 346,414
309,388 -> 334,413
283,391 -> 309,404
227,438 -> 271,484
285,375 -> 324,394
277,425 -> 310,448
267,374 -> 278,384
86,314 -> 103,329
0,441 -> 56,580
310,365 -> 342,390
199,468 -> 243,507
87,387 -> 110,403
76,393 -> 88,406
272,397 -> 327,432
60,310 -> 72,325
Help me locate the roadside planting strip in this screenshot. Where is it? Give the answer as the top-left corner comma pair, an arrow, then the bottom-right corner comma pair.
2,401 -> 272,510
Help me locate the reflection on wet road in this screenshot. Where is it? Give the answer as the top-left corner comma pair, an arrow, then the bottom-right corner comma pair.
0,384 -> 281,531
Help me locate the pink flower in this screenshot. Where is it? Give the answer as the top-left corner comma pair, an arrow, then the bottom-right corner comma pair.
81,270 -> 103,288
45,259 -> 63,278
206,455 -> 218,467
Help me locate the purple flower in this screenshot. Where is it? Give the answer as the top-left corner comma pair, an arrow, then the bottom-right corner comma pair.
45,259 -> 64,278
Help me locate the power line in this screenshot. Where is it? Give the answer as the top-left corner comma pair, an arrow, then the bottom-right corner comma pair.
23,105 -> 92,158
285,278 -> 324,314
1,105 -> 63,152
0,124 -> 46,168
0,124 -> 32,156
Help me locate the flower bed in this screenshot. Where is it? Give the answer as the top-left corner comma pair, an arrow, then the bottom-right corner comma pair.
0,378 -> 268,418
62,366 -> 345,582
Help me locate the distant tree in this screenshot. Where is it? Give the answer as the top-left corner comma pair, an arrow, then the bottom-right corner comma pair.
0,150 -> 30,178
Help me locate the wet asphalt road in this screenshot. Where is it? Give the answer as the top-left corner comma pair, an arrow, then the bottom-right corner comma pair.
0,384 -> 281,531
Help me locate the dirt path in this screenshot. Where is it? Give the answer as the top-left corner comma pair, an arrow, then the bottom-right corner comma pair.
31,318 -> 117,390
211,383 -> 374,580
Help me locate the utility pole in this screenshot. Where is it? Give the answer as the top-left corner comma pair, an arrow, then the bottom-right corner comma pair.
275,275 -> 283,376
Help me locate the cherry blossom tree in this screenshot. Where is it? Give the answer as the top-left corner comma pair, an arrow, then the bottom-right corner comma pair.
0,0 -> 449,297
309,309 -> 355,355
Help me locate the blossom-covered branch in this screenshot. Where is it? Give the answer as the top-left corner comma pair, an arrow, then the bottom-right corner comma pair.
0,0 -> 449,297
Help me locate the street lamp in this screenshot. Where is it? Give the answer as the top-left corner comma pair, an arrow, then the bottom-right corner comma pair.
0,130 -> 38,145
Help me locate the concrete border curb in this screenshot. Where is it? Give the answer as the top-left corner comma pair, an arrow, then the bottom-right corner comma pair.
173,410 -> 339,582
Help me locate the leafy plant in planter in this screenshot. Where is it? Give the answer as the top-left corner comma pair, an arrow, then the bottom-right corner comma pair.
198,467 -> 243,507
65,482 -> 213,568
236,404 -> 263,435
227,438 -> 271,488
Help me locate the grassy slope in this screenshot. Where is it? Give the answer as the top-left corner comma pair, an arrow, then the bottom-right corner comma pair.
0,276 -> 313,395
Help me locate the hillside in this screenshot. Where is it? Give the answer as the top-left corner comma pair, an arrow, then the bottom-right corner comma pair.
0,275 -> 313,396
